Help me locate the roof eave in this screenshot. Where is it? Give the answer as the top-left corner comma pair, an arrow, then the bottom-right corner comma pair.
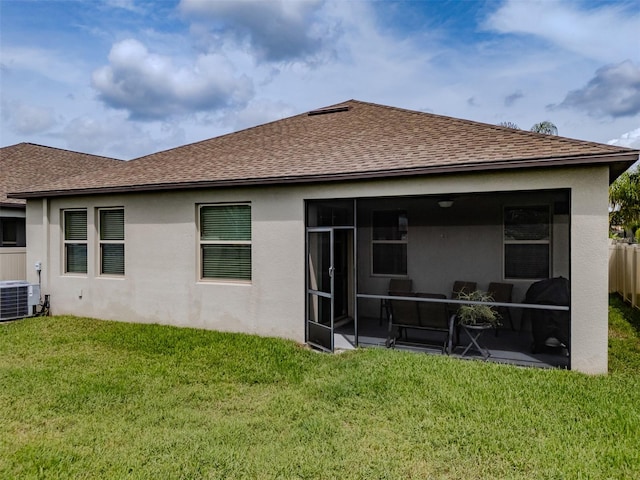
8,150 -> 639,199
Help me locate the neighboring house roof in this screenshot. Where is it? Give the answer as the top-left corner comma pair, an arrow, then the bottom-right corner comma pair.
9,100 -> 639,199
1,143 -> 122,207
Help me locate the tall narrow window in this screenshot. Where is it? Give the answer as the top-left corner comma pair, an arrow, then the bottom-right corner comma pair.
63,209 -> 87,274
99,208 -> 125,276
504,206 -> 550,279
199,204 -> 251,281
372,210 -> 408,276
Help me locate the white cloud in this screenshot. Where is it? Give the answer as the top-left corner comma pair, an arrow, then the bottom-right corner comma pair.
485,0 -> 640,63
1,100 -> 58,135
3,0 -> 640,160
219,99 -> 298,132
92,39 -> 254,120
608,127 -> 640,150
103,0 -> 141,13
0,46 -> 85,84
62,114 -> 187,159
554,61 -> 640,118
179,0 -> 330,63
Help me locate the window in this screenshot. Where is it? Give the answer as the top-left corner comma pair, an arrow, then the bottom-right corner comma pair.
1,219 -> 16,246
199,204 -> 251,281
504,206 -> 550,279
99,208 -> 125,275
372,210 -> 408,276
0,218 -> 26,247
63,210 -> 87,274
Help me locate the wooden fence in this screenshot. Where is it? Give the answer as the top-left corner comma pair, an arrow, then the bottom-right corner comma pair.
609,241 -> 640,309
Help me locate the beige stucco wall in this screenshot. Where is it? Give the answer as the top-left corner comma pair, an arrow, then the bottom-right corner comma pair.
27,189 -> 307,341
568,167 -> 610,374
25,165 -> 610,373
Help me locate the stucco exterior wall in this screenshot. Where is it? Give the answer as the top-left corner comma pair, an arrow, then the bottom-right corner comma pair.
25,165 -> 610,373
27,189 -> 307,341
568,167 -> 610,374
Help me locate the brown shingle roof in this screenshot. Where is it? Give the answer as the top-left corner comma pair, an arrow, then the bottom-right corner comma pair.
8,100 -> 639,198
1,143 -> 122,206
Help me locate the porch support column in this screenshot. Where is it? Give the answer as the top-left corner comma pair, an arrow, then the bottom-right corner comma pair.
570,167 -> 609,374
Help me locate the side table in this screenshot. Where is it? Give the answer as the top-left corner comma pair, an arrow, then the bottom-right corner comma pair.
460,324 -> 493,360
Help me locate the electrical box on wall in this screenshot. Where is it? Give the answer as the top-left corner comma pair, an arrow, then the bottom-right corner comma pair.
28,284 -> 40,310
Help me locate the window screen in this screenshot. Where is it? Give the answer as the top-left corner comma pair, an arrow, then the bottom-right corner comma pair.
200,204 -> 251,281
64,210 -> 87,274
99,208 -> 124,275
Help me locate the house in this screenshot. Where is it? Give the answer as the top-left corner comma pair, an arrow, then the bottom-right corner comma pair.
9,100 -> 639,374
0,143 -> 121,281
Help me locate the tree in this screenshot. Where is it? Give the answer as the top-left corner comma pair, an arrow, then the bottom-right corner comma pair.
609,165 -> 640,238
530,121 -> 558,135
497,120 -> 559,135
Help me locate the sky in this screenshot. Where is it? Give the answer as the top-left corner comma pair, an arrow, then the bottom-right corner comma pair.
1,0 -> 639,160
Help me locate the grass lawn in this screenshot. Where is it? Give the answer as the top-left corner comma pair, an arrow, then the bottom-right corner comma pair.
1,295 -> 639,479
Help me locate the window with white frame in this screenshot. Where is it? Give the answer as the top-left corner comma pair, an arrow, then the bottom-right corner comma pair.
63,209 -> 87,274
99,208 -> 125,276
372,210 -> 408,276
199,203 -> 251,281
504,206 -> 550,279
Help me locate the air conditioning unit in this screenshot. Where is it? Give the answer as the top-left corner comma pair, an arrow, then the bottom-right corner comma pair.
0,280 -> 31,321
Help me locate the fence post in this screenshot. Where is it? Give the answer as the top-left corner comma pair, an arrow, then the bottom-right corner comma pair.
608,242 -> 640,310
634,246 -> 638,309
623,245 -> 628,301
617,243 -> 623,296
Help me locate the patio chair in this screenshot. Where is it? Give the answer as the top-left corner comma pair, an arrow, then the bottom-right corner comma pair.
416,293 -> 450,352
379,278 -> 413,325
387,292 -> 450,353
386,292 -> 419,346
451,280 -> 477,299
487,282 -> 514,334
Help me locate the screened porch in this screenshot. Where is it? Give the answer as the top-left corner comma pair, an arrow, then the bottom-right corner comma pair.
305,189 -> 572,369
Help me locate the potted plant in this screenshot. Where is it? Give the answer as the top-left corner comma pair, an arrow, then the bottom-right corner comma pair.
456,290 -> 502,327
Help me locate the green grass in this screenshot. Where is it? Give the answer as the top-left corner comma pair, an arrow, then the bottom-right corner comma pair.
1,297 -> 639,479
609,293 -> 640,375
